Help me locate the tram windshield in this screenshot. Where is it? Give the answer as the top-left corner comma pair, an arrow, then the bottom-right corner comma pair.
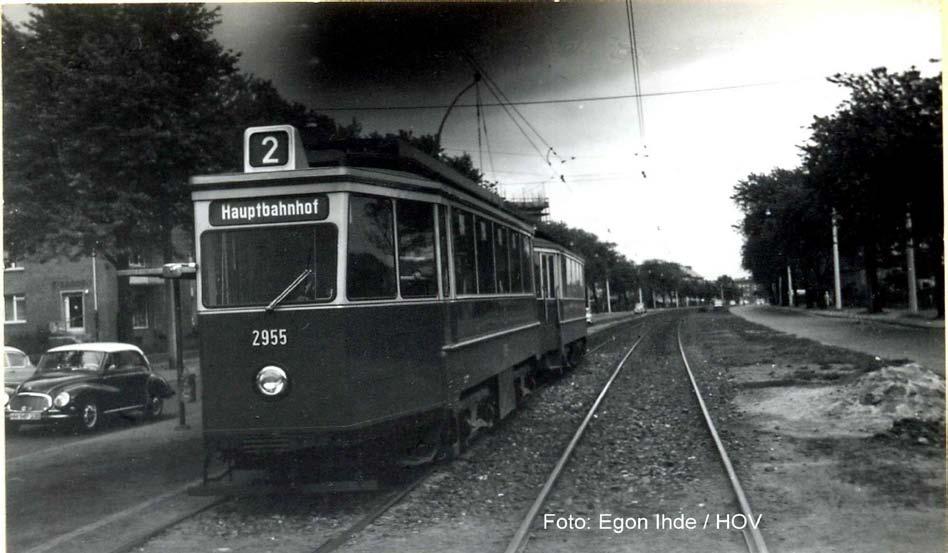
200,224 -> 338,308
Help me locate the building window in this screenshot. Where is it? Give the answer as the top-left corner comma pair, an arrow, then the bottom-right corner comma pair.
3,252 -> 23,271
62,292 -> 84,331
132,291 -> 149,329
4,294 -> 26,323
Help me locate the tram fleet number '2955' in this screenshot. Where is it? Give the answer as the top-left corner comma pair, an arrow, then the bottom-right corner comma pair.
251,329 -> 288,347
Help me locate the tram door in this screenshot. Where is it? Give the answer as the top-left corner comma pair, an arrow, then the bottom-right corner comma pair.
539,253 -> 560,325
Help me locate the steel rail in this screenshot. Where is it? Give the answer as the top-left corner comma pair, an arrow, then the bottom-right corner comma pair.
676,322 -> 769,553
311,469 -> 431,553
587,321 -> 646,355
503,331 -> 648,553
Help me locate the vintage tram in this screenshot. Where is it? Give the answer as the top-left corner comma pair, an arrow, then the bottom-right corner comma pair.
190,126 -> 585,483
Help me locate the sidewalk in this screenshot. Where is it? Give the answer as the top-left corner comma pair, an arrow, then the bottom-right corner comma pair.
781,306 -> 944,329
734,305 -> 945,377
147,349 -> 200,389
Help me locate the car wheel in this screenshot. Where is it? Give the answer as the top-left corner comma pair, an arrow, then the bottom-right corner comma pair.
79,401 -> 100,432
144,394 -> 164,419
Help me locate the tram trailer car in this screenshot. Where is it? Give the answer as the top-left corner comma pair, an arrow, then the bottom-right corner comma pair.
190,126 -> 586,475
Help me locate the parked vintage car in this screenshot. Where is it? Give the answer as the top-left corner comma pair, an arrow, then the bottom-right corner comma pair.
4,343 -> 174,433
4,346 -> 35,392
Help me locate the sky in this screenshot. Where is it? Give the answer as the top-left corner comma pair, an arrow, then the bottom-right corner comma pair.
3,1 -> 942,279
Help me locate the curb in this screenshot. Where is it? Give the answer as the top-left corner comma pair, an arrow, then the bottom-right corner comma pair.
766,306 -> 944,330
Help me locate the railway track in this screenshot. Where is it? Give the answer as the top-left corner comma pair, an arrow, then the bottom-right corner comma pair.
304,315 -> 652,553
56,314 -> 650,553
501,315 -> 768,553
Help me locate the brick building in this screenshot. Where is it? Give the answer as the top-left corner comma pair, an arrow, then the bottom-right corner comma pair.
4,250 -> 196,357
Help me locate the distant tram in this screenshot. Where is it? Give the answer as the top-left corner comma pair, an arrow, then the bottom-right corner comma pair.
190,126 -> 586,484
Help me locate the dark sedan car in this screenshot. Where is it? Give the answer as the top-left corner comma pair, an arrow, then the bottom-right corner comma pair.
4,343 -> 174,433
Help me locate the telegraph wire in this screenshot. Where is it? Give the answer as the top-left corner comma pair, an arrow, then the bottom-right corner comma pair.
308,80 -> 780,112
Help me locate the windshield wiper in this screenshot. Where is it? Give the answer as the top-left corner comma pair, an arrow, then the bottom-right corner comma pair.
265,269 -> 313,312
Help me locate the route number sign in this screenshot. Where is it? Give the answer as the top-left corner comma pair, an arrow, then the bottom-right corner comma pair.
243,125 -> 308,173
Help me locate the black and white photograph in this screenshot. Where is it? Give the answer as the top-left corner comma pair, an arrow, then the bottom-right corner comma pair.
1,2 -> 943,552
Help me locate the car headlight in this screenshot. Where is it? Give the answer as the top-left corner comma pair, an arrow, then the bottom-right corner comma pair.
255,366 -> 288,397
53,391 -> 71,408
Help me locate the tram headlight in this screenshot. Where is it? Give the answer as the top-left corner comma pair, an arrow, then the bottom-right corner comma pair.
54,391 -> 71,408
255,366 -> 288,397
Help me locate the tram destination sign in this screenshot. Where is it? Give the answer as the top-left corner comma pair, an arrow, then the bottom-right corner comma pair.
209,194 -> 329,226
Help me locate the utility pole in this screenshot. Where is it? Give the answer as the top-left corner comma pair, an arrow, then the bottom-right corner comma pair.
906,209 -> 919,313
605,278 -> 612,313
786,265 -> 794,307
166,277 -> 187,429
778,276 -> 783,306
831,209 -> 842,310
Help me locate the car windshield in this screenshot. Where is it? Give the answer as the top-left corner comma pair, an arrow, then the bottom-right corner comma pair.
37,351 -> 107,373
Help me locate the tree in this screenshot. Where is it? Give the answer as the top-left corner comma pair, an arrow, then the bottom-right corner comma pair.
732,168 -> 832,306
536,220 -> 621,310
2,5 -> 360,338
367,129 -> 498,192
733,68 -> 942,313
803,67 -> 942,313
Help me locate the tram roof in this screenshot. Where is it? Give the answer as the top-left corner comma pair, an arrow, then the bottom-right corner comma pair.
190,138 -> 529,223
534,236 -> 585,263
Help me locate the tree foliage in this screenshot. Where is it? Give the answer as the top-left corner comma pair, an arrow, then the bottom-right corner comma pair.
2,5 -> 361,338
536,220 -> 723,310
733,67 -> 943,313
4,6 -> 238,264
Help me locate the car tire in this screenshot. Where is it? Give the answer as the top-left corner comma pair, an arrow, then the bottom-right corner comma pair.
78,401 -> 100,433
144,394 -> 164,419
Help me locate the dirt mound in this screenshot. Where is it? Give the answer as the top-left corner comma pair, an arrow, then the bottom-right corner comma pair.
827,363 -> 944,423
874,418 -> 946,447
738,363 -> 944,438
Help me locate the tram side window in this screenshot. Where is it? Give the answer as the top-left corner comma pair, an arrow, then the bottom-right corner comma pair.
475,216 -> 496,294
546,254 -> 556,298
348,195 -> 397,300
438,205 -> 450,297
509,232 -> 523,293
577,261 -> 586,298
495,226 -> 510,293
397,200 -> 437,298
523,235 -> 534,294
453,209 -> 477,295
566,259 -> 581,298
534,248 -> 542,297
